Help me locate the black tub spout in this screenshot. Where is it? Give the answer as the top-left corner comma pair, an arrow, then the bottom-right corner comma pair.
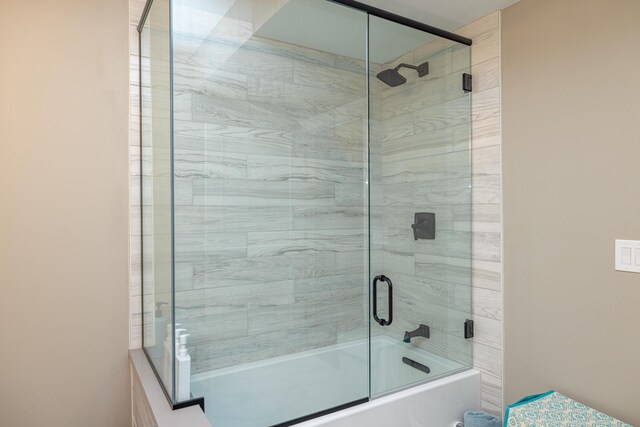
403,324 -> 430,343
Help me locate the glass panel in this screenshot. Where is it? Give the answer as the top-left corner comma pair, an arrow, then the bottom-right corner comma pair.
141,0 -> 175,399
171,0 -> 369,424
368,15 -> 472,397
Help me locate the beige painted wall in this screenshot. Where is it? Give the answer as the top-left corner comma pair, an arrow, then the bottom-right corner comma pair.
502,0 -> 640,424
0,0 -> 131,426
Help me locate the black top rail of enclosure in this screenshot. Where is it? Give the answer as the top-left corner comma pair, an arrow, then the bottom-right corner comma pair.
329,0 -> 472,46
137,0 -> 154,33
138,0 -> 473,46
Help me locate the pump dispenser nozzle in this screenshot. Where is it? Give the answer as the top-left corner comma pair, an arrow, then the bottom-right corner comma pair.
155,302 -> 168,317
178,334 -> 190,357
179,334 -> 190,345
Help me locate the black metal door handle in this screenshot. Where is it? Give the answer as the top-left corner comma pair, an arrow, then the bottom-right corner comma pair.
373,275 -> 393,326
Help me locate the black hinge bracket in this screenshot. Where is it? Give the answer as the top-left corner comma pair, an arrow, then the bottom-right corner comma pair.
462,73 -> 472,92
464,319 -> 474,339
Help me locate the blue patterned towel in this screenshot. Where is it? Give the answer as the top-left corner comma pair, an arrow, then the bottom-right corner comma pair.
504,390 -> 632,426
465,411 -> 500,427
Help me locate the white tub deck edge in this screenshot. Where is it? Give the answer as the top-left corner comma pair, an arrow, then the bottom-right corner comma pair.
296,369 -> 482,427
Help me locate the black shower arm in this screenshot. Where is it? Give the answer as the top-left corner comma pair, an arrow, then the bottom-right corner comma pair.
394,63 -> 419,71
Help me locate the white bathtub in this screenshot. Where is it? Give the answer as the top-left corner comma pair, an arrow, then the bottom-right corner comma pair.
297,369 -> 481,427
191,336 -> 480,427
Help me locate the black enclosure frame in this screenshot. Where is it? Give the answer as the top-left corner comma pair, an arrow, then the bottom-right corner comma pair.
137,0 -> 472,421
329,0 -> 472,46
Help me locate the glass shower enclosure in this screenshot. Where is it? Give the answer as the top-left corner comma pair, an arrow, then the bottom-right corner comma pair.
139,0 -> 472,425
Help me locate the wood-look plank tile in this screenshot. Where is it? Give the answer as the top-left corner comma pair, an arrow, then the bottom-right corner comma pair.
479,371 -> 503,416
471,87 -> 501,149
174,232 -> 246,262
175,262 -> 194,291
293,207 -> 366,231
415,254 -> 472,286
455,204 -> 501,233
413,96 -> 470,136
334,117 -> 366,143
473,341 -> 503,379
246,229 -> 365,258
383,150 -> 470,184
472,287 -> 502,321
380,182 -> 415,206
457,12 -> 499,40
471,315 -> 502,349
192,325 -> 337,372
293,58 -> 365,96
335,183 -> 366,207
294,274 -> 365,302
471,28 -> 499,66
247,76 -> 285,104
174,177 -> 193,205
472,259 -> 502,292
246,155 -> 364,184
177,308 -> 249,346
472,57 -> 500,93
382,251 -> 416,276
174,205 -> 292,234
192,178 -> 335,206
247,298 -> 364,336
472,146 -> 501,176
382,112 -> 414,142
204,280 -> 295,308
472,232 -> 501,262
283,81 -> 364,113
192,251 -> 342,289
173,61 -> 248,100
291,133 -> 365,162
414,177 -> 472,206
472,174 -> 501,204
174,149 -> 247,179
389,272 -> 471,313
384,228 -> 472,259
192,94 -> 294,131
173,36 -> 294,81
382,123 -> 464,163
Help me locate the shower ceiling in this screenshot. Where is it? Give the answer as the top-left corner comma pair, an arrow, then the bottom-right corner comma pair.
360,0 -> 521,32
255,0 -> 431,63
255,0 -> 520,63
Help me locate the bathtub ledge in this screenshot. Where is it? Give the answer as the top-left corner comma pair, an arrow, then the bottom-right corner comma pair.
129,349 -> 211,427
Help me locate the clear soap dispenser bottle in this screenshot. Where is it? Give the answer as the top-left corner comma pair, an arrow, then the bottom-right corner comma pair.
163,325 -> 183,384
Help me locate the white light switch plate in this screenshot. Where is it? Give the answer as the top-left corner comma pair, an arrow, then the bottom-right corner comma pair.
615,239 -> 640,273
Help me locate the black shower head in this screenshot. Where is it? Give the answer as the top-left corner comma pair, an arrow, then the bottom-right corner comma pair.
376,61 -> 429,87
376,68 -> 406,87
